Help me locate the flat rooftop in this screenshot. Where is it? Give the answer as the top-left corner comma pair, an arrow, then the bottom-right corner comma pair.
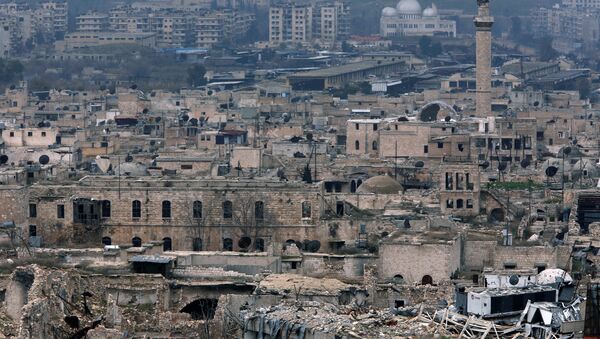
289,60 -> 404,79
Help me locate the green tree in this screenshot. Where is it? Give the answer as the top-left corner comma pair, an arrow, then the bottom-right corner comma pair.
187,64 -> 207,88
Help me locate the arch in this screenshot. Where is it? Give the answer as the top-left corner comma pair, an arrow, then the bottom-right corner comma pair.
192,237 -> 203,251
421,275 -> 433,285
162,237 -> 172,251
162,201 -> 171,219
301,201 -> 311,218
254,201 -> 264,220
393,274 -> 404,284
223,238 -> 233,251
101,200 -> 111,218
350,180 -> 357,193
102,236 -> 111,246
372,140 -> 378,151
255,238 -> 265,252
223,200 -> 233,219
132,200 -> 141,219
355,140 -> 360,150
193,200 -> 202,219
132,236 -> 142,247
418,101 -> 459,122
180,299 -> 218,320
490,208 -> 505,222
238,236 -> 251,249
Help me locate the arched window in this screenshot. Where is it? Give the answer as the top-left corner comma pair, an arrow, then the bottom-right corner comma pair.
102,236 -> 111,246
193,201 -> 202,219
223,201 -> 232,219
350,180 -> 357,193
456,199 -> 464,209
372,140 -> 378,151
255,201 -> 264,220
355,140 -> 360,150
193,237 -> 203,251
255,238 -> 265,252
393,274 -> 404,284
162,201 -> 171,219
101,200 -> 111,218
238,236 -> 251,250
163,237 -> 172,251
132,237 -> 142,247
223,238 -> 233,251
302,201 -> 311,218
421,275 -> 433,285
132,200 -> 141,219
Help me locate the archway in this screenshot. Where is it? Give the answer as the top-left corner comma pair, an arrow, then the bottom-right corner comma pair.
490,208 -> 505,222
132,237 -> 142,247
418,101 -> 459,122
421,275 -> 433,285
223,238 -> 233,251
393,274 -> 404,284
102,237 -> 111,246
238,236 -> 251,250
180,299 -> 218,320
162,237 -> 172,251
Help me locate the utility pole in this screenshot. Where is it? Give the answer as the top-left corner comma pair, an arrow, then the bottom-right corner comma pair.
394,140 -> 398,180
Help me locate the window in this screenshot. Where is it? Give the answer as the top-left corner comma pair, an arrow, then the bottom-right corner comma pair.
373,124 -> 378,131
162,201 -> 171,219
101,200 -> 111,218
9,132 -> 14,137
437,142 -> 444,149
29,203 -> 37,218
163,237 -> 172,251
102,237 -> 111,246
57,204 -> 65,219
27,131 -> 33,137
372,141 -> 378,151
41,132 -> 46,137
132,200 -> 141,219
355,140 -> 360,150
132,237 -> 142,247
223,238 -> 233,251
29,225 -> 37,237
355,123 -> 359,130
466,199 -> 474,208
302,201 -> 311,218
446,199 -> 454,208
181,164 -> 193,170
223,200 -> 232,219
424,145 -> 428,154
255,201 -> 264,220
193,201 -> 202,219
193,237 -> 203,251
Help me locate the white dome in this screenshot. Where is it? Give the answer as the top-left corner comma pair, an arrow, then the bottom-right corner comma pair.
423,3 -> 438,17
382,7 -> 398,17
396,0 -> 422,14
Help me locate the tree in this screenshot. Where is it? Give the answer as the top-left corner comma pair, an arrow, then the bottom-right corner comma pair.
187,64 -> 207,88
537,37 -> 558,62
418,36 -> 442,58
341,41 -> 355,53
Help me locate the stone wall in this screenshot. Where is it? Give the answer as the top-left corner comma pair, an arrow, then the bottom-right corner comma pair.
378,237 -> 462,285
463,240 -> 496,271
492,245 -> 571,271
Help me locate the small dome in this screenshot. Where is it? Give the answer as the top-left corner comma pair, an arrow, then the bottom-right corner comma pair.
396,0 -> 422,15
356,175 -> 403,194
423,4 -> 438,17
382,7 -> 398,17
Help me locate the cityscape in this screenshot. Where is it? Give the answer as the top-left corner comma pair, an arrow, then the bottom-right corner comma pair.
0,0 -> 600,338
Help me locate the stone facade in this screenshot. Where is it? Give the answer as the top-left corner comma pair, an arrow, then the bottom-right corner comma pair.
439,164 -> 481,217
474,0 -> 494,117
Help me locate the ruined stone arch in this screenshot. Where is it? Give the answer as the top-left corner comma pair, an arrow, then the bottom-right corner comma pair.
418,101 -> 459,122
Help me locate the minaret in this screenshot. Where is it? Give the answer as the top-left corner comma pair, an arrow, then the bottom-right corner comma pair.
474,0 -> 494,117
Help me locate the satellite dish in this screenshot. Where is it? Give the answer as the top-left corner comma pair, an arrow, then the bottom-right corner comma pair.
545,166 -> 558,177
563,146 -> 572,155
125,154 -> 133,162
181,114 -> 189,122
155,117 -> 162,123
306,240 -> 321,253
282,113 -> 291,123
0,155 -> 8,165
498,161 -> 508,171
572,138 -> 578,145
415,161 -> 425,168
39,155 -> 50,165
509,275 -> 520,286
189,118 -> 198,126
520,159 -> 530,169
444,115 -> 452,122
479,161 -> 490,169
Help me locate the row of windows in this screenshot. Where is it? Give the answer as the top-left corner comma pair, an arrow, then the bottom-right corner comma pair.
8,131 -> 47,137
102,236 -> 267,252
354,140 -> 378,151
31,201 -> 313,220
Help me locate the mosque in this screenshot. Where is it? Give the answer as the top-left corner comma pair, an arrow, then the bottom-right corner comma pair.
380,0 -> 457,38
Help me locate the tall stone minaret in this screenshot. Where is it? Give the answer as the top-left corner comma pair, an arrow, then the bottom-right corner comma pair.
474,0 -> 494,117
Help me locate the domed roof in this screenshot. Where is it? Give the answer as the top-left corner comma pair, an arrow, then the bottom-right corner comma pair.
423,3 -> 438,17
356,175 -> 403,194
396,0 -> 422,15
382,7 -> 398,17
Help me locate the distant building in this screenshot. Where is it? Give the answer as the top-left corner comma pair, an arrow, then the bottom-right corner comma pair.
380,0 -> 456,38
75,12 -> 109,32
268,1 -> 350,47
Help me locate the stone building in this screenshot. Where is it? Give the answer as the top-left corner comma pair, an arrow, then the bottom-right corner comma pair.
380,0 -> 456,38
439,164 -> 481,217
26,177 -> 323,252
